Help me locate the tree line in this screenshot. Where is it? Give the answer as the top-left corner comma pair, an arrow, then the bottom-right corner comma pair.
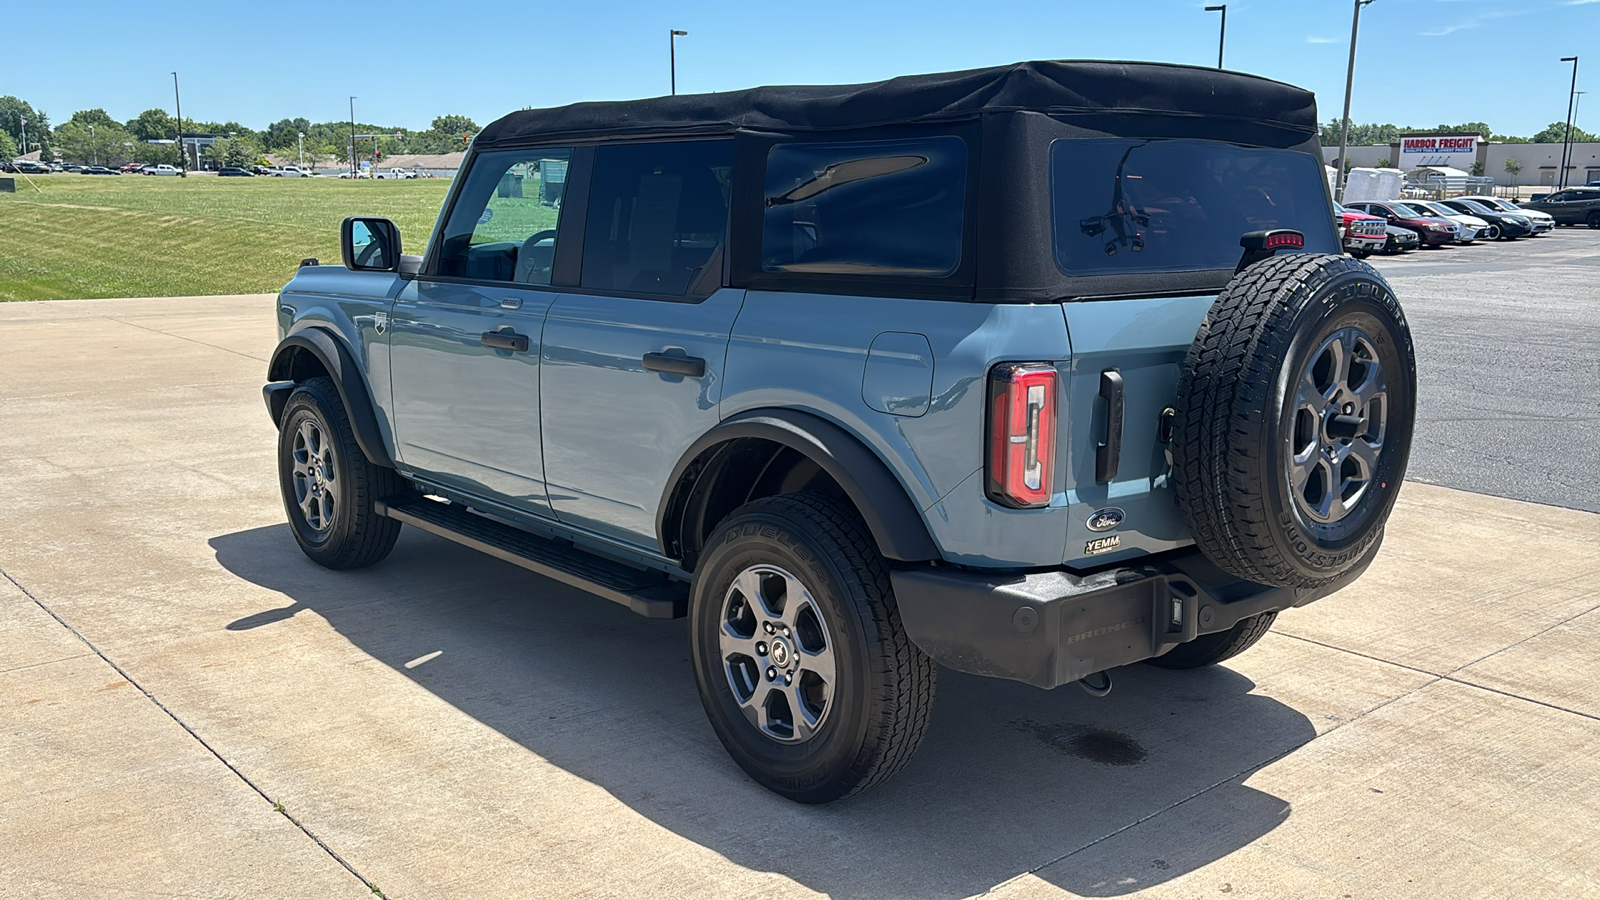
2,95 -> 479,168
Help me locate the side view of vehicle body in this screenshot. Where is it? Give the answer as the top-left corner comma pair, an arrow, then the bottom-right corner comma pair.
1436,198 -> 1533,240
1404,200 -> 1485,242
1344,201 -> 1458,247
264,61 -> 1416,803
1456,195 -> 1555,233
1518,187 -> 1600,228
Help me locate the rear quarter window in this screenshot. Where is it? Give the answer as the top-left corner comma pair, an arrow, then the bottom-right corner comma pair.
761,136 -> 967,277
1052,138 -> 1339,276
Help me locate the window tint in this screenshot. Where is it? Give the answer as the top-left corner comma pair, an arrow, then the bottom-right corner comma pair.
436,148 -> 572,283
761,136 -> 967,277
580,140 -> 732,297
1051,139 -> 1339,276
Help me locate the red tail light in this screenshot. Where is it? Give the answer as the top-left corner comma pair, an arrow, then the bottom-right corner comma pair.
986,363 -> 1057,508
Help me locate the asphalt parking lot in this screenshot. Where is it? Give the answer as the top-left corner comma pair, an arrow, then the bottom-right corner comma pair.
1367,227 -> 1600,512
1,232 -> 1597,898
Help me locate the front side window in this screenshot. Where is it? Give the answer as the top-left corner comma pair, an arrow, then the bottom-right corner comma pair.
1052,138 -> 1339,276
580,140 -> 733,297
761,136 -> 967,277
436,148 -> 572,283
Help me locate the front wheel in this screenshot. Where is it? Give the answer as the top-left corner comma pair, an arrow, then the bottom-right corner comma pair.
1587,211 -> 1600,229
277,377 -> 404,569
1485,224 -> 1502,240
689,493 -> 937,804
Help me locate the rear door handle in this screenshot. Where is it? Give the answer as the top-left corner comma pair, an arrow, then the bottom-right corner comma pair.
480,330 -> 530,352
1095,368 -> 1124,483
642,352 -> 706,378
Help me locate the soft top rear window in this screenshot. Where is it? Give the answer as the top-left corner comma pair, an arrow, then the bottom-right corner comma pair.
1051,138 -> 1338,277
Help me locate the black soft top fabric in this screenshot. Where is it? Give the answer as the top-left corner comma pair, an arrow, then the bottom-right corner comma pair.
475,60 -> 1318,147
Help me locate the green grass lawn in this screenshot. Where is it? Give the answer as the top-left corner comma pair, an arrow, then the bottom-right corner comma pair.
0,175 -> 453,300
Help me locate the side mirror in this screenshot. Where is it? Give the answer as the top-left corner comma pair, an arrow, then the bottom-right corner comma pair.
341,216 -> 402,272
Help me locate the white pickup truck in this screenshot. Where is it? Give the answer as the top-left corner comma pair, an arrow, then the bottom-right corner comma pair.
373,167 -> 417,179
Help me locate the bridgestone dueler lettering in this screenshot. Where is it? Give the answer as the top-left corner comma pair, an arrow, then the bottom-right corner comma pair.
1171,253 -> 1416,589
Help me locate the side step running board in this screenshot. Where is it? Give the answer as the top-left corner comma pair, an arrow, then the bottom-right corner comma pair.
374,496 -> 687,619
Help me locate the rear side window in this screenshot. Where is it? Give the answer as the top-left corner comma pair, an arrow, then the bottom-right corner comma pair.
1051,138 -> 1339,276
761,136 -> 967,276
581,140 -> 733,297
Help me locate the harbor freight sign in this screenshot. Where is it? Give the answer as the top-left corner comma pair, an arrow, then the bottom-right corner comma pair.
1400,134 -> 1480,170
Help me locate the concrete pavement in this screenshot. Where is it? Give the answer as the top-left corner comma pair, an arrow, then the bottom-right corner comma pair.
1,294 -> 1597,899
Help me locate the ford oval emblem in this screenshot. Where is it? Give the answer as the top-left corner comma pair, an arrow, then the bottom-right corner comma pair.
1086,507 -> 1125,532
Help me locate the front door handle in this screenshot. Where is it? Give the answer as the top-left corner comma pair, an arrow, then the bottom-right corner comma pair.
480,330 -> 530,352
642,352 -> 706,378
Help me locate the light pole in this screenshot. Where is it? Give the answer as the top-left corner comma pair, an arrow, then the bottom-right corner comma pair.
1334,0 -> 1376,202
1205,6 -> 1227,70
349,97 -> 358,178
670,30 -> 688,95
89,124 -> 96,166
172,72 -> 187,176
19,115 -> 26,156
297,131 -> 305,170
1558,56 -> 1578,189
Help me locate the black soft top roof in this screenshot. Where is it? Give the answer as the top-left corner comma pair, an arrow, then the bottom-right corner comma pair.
475,60 -> 1318,147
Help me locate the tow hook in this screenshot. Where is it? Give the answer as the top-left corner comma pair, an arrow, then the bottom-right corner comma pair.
1078,670 -> 1113,698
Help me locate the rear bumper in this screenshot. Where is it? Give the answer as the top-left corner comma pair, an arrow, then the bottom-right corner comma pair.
891,538 -> 1381,689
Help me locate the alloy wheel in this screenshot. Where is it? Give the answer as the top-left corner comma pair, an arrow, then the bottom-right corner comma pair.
1288,327 -> 1388,525
718,565 -> 837,743
291,418 -> 338,532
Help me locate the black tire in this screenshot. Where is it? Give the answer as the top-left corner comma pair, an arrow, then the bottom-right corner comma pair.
1486,223 -> 1502,241
1350,250 -> 1371,260
1172,253 -> 1416,590
689,493 -> 936,804
1146,612 -> 1277,669
1587,211 -> 1600,229
276,377 -> 404,569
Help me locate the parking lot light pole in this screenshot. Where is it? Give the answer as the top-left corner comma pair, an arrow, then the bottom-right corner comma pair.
89,124 -> 96,166
172,72 -> 186,176
349,97 -> 358,178
1205,6 -> 1226,69
298,132 -> 305,169
670,30 -> 688,95
1334,0 -> 1376,203
1559,56 -> 1578,189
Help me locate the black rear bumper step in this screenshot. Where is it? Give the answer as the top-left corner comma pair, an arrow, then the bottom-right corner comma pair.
375,496 -> 687,619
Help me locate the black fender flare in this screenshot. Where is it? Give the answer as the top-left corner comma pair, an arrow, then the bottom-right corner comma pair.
265,328 -> 395,469
657,409 -> 940,565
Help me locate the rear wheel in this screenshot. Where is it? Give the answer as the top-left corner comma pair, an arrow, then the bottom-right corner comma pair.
1587,211 -> 1600,229
689,493 -> 936,804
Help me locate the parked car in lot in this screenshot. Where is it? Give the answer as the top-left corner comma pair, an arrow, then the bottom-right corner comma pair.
1381,224 -> 1421,254
265,61 -> 1414,803
373,167 -> 417,179
14,161 -> 50,174
81,166 -> 119,176
337,169 -> 370,178
1345,201 -> 1460,247
1404,199 -> 1486,243
1454,196 -> 1554,233
1517,187 -> 1600,228
145,164 -> 182,176
1334,202 -> 1387,258
1436,198 -> 1533,240
217,166 -> 254,177
273,166 -> 314,177
118,162 -> 146,174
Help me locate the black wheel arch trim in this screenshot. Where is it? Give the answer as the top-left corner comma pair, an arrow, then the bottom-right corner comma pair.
266,328 -> 395,469
657,409 -> 941,567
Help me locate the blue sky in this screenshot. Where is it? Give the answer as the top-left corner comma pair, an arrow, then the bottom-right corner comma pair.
4,0 -> 1593,137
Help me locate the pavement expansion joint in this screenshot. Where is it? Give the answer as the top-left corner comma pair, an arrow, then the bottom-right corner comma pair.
102,314 -> 269,363
0,565 -> 382,896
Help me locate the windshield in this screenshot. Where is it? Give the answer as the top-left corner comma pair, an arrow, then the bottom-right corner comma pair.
1051,138 -> 1338,276
1454,199 -> 1496,215
1478,197 -> 1516,211
1388,203 -> 1427,218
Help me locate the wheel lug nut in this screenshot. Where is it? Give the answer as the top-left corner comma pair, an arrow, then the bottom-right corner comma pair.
756,641 -> 768,656
763,622 -> 775,634
781,626 -> 791,637
783,673 -> 793,685
766,666 -> 777,681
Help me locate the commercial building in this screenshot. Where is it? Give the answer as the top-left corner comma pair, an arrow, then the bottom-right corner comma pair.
1325,133 -> 1600,187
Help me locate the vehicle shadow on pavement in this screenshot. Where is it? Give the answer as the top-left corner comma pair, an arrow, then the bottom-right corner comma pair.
213,525 -> 1312,899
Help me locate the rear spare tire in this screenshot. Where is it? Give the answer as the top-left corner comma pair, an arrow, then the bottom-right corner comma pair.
1172,253 -> 1415,589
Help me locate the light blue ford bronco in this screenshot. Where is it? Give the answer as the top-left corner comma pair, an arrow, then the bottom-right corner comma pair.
265,61 -> 1416,802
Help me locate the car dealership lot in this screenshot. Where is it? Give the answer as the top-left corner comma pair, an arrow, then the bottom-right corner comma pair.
1,234 -> 1596,898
